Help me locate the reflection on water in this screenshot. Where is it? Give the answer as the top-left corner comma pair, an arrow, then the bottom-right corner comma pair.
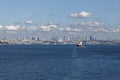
72,46 -> 77,58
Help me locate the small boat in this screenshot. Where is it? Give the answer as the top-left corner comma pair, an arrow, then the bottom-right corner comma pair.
76,41 -> 83,47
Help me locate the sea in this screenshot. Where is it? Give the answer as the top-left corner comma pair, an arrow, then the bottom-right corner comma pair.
0,44 -> 120,80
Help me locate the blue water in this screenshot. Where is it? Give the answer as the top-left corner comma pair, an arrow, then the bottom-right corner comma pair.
0,44 -> 120,80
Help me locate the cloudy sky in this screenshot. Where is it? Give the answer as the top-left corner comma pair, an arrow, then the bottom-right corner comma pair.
0,0 -> 120,39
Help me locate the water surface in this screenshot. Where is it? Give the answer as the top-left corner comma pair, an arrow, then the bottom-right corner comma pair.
0,44 -> 120,80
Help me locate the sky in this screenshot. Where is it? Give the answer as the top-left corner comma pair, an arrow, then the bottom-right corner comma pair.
0,0 -> 120,26
0,0 -> 120,39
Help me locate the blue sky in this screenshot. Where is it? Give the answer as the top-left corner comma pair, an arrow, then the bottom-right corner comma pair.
0,0 -> 120,27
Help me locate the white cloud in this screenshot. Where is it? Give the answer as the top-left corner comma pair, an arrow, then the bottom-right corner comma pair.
48,24 -> 57,28
40,25 -> 50,31
61,22 -> 120,33
68,21 -> 111,32
27,26 -> 37,31
25,20 -> 33,24
59,27 -> 81,32
70,11 -> 92,18
97,28 -> 109,32
5,25 -> 22,31
66,27 -> 72,31
1,22 -> 118,34
40,24 -> 57,31
80,21 -> 101,27
72,28 -> 81,32
0,25 -> 3,30
59,28 -> 64,31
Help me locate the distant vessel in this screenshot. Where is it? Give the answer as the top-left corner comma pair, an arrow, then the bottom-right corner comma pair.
76,41 -> 83,47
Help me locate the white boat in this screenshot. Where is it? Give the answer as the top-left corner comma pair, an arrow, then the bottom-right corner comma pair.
76,41 -> 83,47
